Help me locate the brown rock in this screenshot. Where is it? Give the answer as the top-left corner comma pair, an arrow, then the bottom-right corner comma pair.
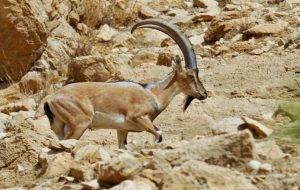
0,98 -> 36,114
69,160 -> 95,182
204,17 -> 256,42
242,116 -> 273,138
156,52 -> 173,67
67,55 -> 118,82
193,0 -> 218,8
19,71 -> 45,94
162,160 -> 258,190
98,152 -> 142,185
245,23 -> 285,35
0,0 -> 47,81
131,50 -> 157,67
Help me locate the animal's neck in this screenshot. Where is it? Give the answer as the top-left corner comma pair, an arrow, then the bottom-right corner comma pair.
146,72 -> 181,114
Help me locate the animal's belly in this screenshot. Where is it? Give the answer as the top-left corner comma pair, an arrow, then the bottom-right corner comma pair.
89,111 -> 143,131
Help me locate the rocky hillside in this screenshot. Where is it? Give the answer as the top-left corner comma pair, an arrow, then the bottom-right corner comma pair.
0,0 -> 300,189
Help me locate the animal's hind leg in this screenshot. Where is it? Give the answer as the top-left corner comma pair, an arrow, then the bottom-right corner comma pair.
117,130 -> 128,149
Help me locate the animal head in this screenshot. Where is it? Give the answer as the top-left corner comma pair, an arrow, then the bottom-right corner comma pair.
131,18 -> 208,110
170,55 -> 207,110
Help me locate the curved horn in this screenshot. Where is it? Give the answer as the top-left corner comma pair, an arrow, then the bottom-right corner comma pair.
131,18 -> 197,69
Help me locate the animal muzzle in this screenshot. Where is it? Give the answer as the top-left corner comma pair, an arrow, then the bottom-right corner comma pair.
183,92 -> 207,111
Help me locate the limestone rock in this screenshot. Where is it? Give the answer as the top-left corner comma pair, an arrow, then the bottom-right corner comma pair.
112,32 -> 136,48
242,116 -> 273,138
255,140 -> 288,160
0,98 -> 36,114
19,71 -> 45,94
211,117 -> 244,135
98,152 -> 142,185
193,0 -> 218,8
0,0 -> 47,81
97,24 -> 118,42
69,160 -> 95,182
67,55 -> 118,82
59,139 -> 78,151
245,23 -> 285,35
45,20 -> 80,71
73,144 -> 111,164
194,8 -> 220,22
204,16 -> 256,42
81,179 -> 100,190
131,50 -> 157,67
150,130 -> 255,169
140,6 -> 160,18
162,160 -> 258,190
156,52 -> 173,67
109,180 -> 153,190
247,160 -> 262,171
39,152 -> 73,178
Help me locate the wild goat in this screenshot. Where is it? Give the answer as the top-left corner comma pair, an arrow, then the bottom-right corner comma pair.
44,18 -> 208,149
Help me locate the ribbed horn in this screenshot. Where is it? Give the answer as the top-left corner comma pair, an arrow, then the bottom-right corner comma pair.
131,18 -> 197,69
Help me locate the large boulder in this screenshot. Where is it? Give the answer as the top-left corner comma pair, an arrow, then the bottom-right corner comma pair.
0,0 -> 47,81
162,160 -> 258,190
67,55 -> 119,82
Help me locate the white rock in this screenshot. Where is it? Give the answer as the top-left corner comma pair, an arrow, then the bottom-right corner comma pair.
81,179 -> 99,190
109,180 -> 152,190
260,163 -> 272,172
189,35 -> 204,46
247,160 -> 262,171
97,24 -> 118,42
0,133 -> 7,139
59,139 -> 78,150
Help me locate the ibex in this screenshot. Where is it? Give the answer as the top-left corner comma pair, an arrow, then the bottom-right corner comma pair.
44,18 -> 208,149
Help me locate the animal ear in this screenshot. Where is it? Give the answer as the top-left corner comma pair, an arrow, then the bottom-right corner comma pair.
171,55 -> 182,72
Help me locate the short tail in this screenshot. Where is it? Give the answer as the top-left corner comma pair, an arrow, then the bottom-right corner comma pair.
44,102 -> 54,124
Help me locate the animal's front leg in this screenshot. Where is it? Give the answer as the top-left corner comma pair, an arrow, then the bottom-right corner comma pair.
117,130 -> 128,149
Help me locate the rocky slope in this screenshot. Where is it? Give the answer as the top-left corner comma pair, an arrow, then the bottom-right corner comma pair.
0,0 -> 300,189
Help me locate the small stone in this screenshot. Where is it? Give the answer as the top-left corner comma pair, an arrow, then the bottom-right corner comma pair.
250,48 -> 264,55
189,35 -> 204,46
109,180 -> 153,190
259,163 -> 272,172
245,23 -> 285,35
193,0 -> 218,8
0,132 -> 7,139
247,160 -> 262,171
156,52 -> 173,67
140,6 -> 160,18
98,152 -> 142,185
242,116 -> 273,138
59,139 -> 78,150
97,24 -> 118,42
81,179 -> 99,190
58,176 -> 75,183
73,144 -> 111,164
69,160 -> 95,182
